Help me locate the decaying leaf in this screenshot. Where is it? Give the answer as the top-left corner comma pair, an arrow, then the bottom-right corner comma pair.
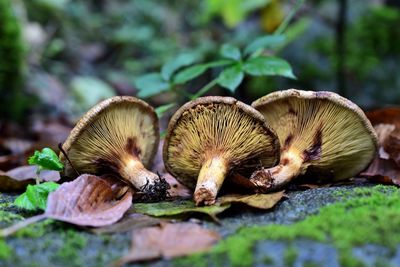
366,107 -> 400,127
383,127 -> 400,167
360,112 -> 400,184
0,174 -> 132,237
0,165 -> 60,192
45,174 -> 132,227
218,191 -> 284,209
0,138 -> 36,171
133,200 -> 230,222
111,222 -> 220,266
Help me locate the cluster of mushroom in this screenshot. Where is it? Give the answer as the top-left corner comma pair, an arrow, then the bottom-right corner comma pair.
59,89 -> 378,206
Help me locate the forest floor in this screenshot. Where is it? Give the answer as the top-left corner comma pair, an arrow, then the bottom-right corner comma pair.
1,183 -> 399,267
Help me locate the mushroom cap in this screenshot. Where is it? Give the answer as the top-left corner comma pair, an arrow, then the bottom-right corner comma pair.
60,96 -> 159,178
252,89 -> 378,181
163,96 -> 280,189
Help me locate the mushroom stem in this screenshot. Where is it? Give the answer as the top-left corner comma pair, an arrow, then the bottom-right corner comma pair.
194,157 -> 228,206
120,158 -> 159,190
250,150 -> 303,192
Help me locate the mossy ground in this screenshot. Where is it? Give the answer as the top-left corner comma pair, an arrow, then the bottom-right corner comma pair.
177,185 -> 400,267
1,185 -> 400,267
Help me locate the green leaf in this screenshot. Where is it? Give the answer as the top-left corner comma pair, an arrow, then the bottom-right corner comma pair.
161,52 -> 200,81
243,56 -> 296,78
135,73 -> 171,98
217,64 -> 244,92
244,35 -> 286,56
133,200 -> 230,221
28,148 -> 64,171
220,44 -> 241,61
204,0 -> 270,28
14,182 -> 60,211
173,65 -> 208,85
155,103 -> 176,118
173,60 -> 233,85
14,193 -> 36,211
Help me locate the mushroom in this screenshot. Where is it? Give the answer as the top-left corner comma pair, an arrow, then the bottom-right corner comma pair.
163,96 -> 280,206
60,96 -> 167,200
250,89 -> 378,191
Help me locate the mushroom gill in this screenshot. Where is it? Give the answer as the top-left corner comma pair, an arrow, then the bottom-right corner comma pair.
164,96 -> 279,205
250,89 -> 378,191
61,96 -> 165,200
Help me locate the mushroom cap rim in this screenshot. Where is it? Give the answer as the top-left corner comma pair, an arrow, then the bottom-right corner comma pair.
60,95 -> 159,167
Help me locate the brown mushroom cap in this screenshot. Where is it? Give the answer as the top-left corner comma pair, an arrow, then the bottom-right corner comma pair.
251,89 -> 378,186
163,96 -> 280,205
60,96 -> 160,193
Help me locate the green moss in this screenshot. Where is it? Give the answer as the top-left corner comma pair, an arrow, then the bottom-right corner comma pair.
303,262 -> 323,267
0,239 -> 12,260
284,246 -> 298,267
53,230 -> 88,267
0,210 -> 23,224
179,185 -> 400,267
14,219 -> 54,238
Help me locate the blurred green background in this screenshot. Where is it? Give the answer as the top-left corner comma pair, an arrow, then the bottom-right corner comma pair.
1,0 -> 400,124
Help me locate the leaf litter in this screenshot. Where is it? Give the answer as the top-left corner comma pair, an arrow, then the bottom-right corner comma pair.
0,174 -> 132,237
0,165 -> 60,192
361,108 -> 400,185
110,222 -> 220,266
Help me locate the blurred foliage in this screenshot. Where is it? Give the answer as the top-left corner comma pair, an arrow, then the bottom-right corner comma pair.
203,0 -> 271,28
1,0 -> 399,123
0,0 -> 27,120
311,5 -> 400,106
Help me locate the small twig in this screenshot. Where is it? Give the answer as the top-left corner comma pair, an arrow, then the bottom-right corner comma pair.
0,214 -> 47,237
58,143 -> 80,176
191,78 -> 219,99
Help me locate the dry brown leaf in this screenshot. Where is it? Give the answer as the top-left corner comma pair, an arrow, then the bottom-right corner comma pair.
0,174 -> 132,237
383,127 -> 400,167
46,174 -> 132,227
360,157 -> 400,185
218,191 -> 284,209
366,107 -> 400,127
360,109 -> 400,184
111,222 -> 220,266
0,165 -> 60,192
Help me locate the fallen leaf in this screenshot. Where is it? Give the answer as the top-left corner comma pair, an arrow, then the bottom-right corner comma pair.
164,173 -> 191,199
383,127 -> 400,167
366,107 -> 400,127
218,191 -> 284,209
0,138 -> 35,171
0,174 -> 132,237
0,165 -> 60,192
111,222 -> 220,266
360,123 -> 400,184
46,174 -> 132,227
360,156 -> 400,185
133,200 -> 230,222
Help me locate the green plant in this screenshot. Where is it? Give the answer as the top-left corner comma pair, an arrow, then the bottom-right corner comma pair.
14,148 -> 64,211
136,0 -> 305,118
